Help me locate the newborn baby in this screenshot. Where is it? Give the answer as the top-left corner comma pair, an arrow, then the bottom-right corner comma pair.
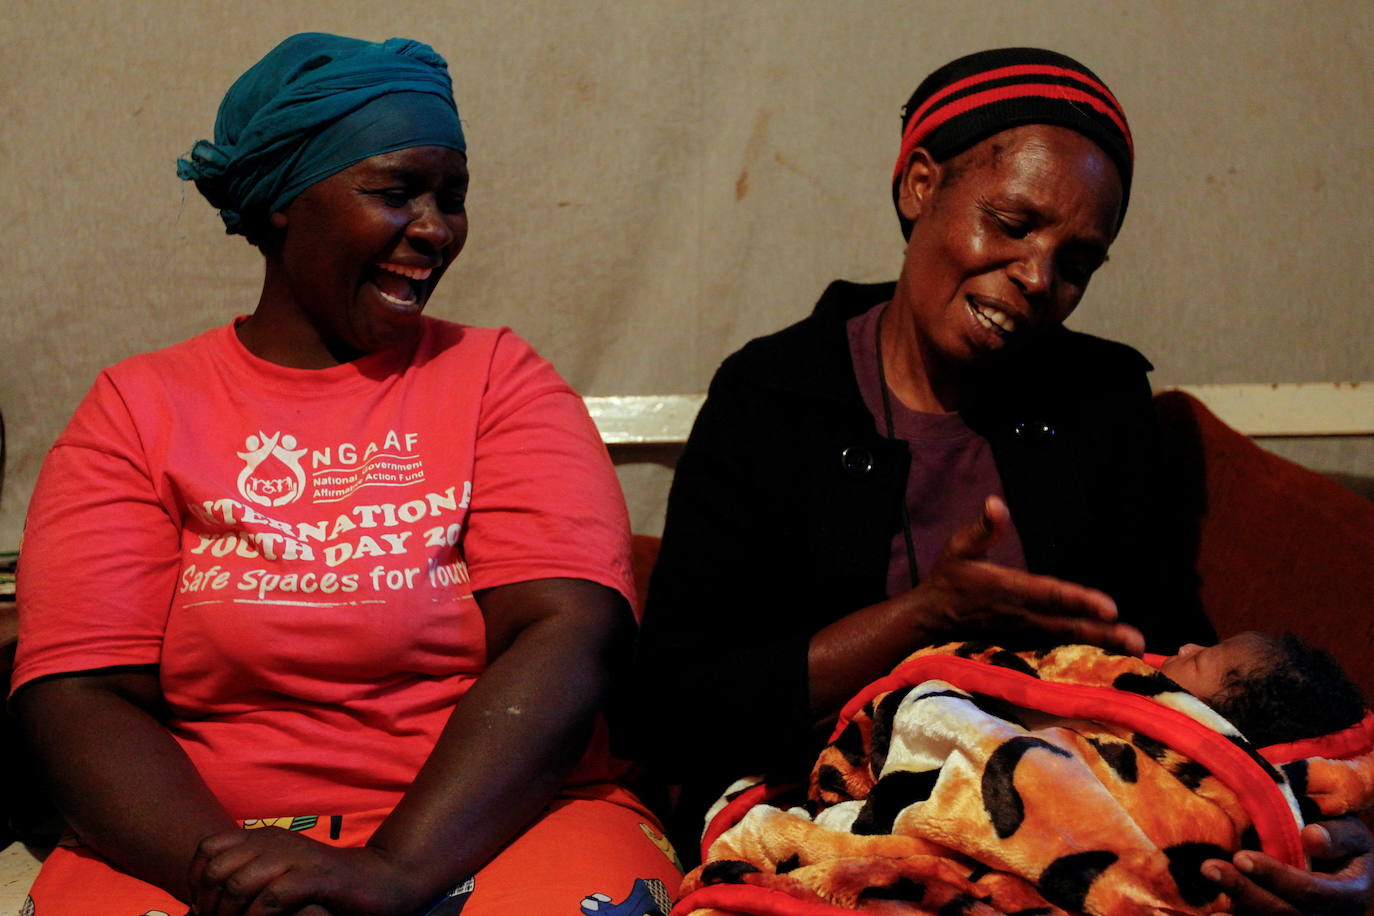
677,637 -> 1374,916
1157,631 -> 1366,748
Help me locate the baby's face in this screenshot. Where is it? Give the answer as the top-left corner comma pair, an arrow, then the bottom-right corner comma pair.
1157,631 -> 1272,702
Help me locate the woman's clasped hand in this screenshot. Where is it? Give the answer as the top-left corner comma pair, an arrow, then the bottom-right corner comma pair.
188,829 -> 414,916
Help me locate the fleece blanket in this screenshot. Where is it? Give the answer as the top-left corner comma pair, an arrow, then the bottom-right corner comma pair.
673,643 -> 1374,916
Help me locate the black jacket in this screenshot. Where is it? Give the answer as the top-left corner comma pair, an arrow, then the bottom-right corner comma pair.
635,280 -> 1212,790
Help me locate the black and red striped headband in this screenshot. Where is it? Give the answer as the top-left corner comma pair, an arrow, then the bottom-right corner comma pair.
893,48 -> 1134,232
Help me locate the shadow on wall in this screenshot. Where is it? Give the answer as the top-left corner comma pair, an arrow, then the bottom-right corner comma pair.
1327,472 -> 1374,503
607,444 -> 684,470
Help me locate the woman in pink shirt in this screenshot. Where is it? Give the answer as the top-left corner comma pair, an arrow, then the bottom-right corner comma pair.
13,32 -> 678,916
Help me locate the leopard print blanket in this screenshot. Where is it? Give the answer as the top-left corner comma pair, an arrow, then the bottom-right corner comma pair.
672,643 -> 1374,916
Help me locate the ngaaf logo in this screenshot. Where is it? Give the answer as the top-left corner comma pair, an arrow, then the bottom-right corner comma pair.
309,429 -> 426,503
237,431 -> 308,508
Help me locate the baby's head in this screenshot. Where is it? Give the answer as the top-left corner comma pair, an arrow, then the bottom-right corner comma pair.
1159,632 -> 1366,747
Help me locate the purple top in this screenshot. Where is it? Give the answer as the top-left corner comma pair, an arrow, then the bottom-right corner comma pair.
847,302 -> 1027,599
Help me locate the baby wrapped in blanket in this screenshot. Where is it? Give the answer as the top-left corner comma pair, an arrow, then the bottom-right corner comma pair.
675,636 -> 1373,916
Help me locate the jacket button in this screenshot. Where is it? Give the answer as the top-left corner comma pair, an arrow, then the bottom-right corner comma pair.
840,446 -> 874,476
1014,422 -> 1057,441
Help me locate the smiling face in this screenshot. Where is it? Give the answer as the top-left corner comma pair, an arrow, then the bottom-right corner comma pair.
252,145 -> 469,367
1159,632 -> 1277,704
889,124 -> 1123,408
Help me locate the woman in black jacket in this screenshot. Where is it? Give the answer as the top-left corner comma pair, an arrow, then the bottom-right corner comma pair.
638,47 -> 1372,914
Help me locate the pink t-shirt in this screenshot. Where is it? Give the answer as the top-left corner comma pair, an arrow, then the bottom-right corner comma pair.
14,318 -> 635,817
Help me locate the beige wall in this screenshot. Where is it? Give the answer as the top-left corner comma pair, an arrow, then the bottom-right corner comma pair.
2,1 -> 1371,545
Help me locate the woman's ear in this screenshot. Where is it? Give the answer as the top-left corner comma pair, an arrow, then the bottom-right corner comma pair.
897,148 -> 941,223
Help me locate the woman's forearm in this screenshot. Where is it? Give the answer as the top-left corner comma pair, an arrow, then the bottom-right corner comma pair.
366,579 -> 631,908
808,592 -> 935,724
14,670 -> 236,900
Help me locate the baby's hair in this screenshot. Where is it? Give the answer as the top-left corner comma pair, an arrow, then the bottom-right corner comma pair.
1210,634 -> 1366,747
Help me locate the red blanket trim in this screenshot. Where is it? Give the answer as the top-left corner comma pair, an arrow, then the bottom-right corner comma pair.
1261,710 -> 1374,765
1140,654 -> 1372,764
827,655 -> 1305,868
701,782 -> 796,861
671,884 -> 867,916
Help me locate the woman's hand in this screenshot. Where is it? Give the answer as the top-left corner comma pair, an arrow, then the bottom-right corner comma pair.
188,827 -> 422,916
912,497 -> 1148,656
1202,818 -> 1374,915
909,495 -> 1144,654
808,496 -> 1142,720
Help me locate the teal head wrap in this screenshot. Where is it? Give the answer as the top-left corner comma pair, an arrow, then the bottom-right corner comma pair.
177,33 -> 466,243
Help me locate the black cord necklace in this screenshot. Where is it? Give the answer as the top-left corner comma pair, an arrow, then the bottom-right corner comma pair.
874,304 -> 920,591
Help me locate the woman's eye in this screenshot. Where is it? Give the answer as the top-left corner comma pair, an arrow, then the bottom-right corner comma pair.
439,190 -> 467,213
375,189 -> 412,206
997,216 -> 1030,239
977,202 -> 1030,239
1059,260 -> 1097,286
